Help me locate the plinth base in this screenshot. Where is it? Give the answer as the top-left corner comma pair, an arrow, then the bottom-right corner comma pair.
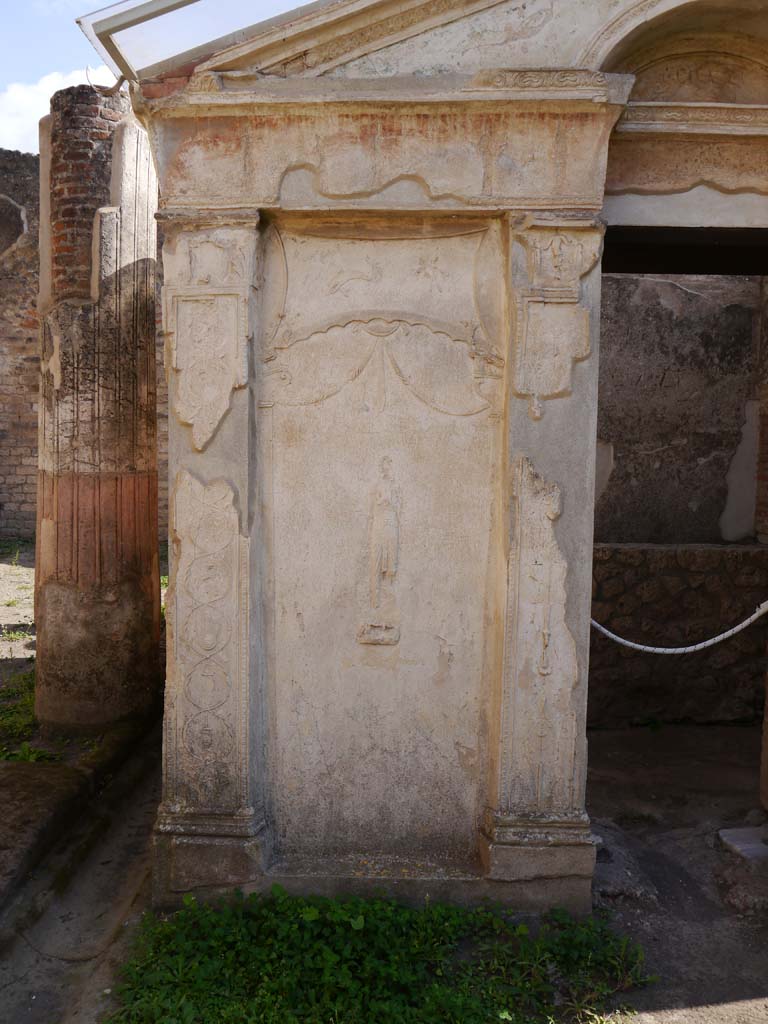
152,838 -> 594,914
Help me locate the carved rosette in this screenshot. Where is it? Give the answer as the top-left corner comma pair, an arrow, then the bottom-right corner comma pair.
163,225 -> 255,450
510,220 -> 603,420
161,470 -> 252,831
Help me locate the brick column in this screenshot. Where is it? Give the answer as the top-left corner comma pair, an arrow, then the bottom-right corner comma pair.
35,86 -> 161,731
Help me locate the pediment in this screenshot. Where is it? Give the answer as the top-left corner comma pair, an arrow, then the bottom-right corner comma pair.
193,0 -> 543,79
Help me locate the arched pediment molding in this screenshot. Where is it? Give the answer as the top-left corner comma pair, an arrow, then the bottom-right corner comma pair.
580,0 -> 704,69
580,0 -> 768,76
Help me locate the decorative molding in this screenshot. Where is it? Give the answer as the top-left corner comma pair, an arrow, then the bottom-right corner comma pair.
260,223 -> 504,417
157,207 -> 261,229
159,469 -> 254,829
616,102 -> 768,136
510,220 -> 602,420
468,68 -> 607,91
579,0 -> 693,69
176,68 -> 630,107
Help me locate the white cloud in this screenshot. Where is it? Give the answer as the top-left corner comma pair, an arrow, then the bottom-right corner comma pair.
0,66 -> 116,154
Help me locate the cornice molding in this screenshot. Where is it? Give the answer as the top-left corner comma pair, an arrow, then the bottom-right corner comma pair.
144,68 -> 633,115
616,102 -> 768,137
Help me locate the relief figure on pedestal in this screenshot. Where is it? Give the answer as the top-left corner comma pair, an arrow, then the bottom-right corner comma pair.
358,456 -> 401,646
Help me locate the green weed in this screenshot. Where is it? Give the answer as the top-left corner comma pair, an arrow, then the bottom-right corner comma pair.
0,538 -> 24,565
107,889 -> 652,1024
0,740 -> 58,762
3,598 -> 18,607
1,625 -> 33,642
0,669 -> 36,743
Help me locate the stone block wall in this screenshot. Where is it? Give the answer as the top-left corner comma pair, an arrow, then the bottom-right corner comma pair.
0,149 -> 40,540
589,544 -> 768,728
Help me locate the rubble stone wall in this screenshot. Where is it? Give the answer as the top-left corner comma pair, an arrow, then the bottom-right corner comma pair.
590,543 -> 768,728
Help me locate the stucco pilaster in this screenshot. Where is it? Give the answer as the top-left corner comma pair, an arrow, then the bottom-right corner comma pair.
154,210 -> 269,892
479,218 -> 604,906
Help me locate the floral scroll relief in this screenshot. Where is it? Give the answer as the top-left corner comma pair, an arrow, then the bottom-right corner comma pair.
511,223 -> 602,420
170,469 -> 247,812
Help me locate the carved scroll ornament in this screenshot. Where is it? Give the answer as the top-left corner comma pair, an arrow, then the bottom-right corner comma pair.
167,469 -> 249,815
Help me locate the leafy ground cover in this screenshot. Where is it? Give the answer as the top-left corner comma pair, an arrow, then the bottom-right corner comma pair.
0,668 -> 36,746
107,888 -> 652,1024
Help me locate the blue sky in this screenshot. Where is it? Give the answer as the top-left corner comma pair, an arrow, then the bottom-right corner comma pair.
1,0 -> 104,91
0,0 -> 298,152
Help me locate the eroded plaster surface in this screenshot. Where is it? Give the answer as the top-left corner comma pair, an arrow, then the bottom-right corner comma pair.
137,0 -> 768,905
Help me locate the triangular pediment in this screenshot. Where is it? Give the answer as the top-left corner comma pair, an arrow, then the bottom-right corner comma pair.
193,0 -> 524,79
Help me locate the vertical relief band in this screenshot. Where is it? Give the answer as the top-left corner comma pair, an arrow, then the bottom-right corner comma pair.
157,211 -> 262,840
161,212 -> 259,451
509,218 -> 603,420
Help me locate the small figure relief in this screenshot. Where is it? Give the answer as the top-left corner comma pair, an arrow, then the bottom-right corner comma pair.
504,457 -> 579,812
414,253 -> 449,289
358,456 -> 401,646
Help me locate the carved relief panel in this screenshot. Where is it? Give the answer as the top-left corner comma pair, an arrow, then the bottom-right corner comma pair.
162,470 -> 252,827
256,216 -> 506,861
163,226 -> 255,450
499,457 -> 580,817
509,220 -> 602,420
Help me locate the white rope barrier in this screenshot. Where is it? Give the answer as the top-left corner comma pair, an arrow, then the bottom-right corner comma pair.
591,599 -> 768,655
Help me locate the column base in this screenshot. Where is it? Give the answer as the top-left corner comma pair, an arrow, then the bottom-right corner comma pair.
153,807 -> 271,907
479,812 -> 595,913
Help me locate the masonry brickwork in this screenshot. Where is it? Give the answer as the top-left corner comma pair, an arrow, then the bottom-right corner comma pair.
35,86 -> 161,731
0,143 -> 168,545
0,149 -> 40,540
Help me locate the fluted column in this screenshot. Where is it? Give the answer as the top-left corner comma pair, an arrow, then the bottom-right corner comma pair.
35,86 -> 160,731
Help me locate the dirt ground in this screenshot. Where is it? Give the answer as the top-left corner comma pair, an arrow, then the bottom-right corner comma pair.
591,726 -> 768,1023
0,546 -> 766,1022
